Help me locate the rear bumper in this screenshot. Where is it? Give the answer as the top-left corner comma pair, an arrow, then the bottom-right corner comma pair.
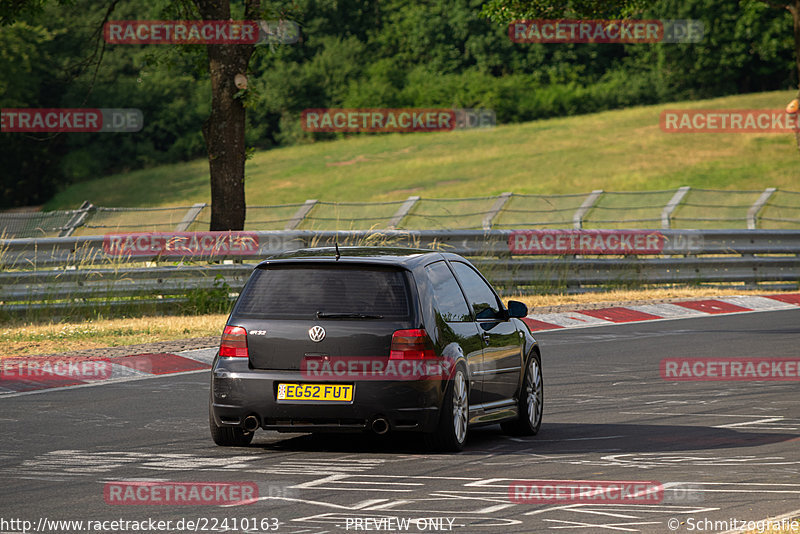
210,357 -> 444,433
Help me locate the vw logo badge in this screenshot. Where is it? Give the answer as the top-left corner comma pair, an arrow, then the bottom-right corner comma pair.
308,325 -> 326,342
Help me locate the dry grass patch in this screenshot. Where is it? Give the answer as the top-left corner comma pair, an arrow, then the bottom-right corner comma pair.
1,314 -> 228,357
3,287 -> 797,356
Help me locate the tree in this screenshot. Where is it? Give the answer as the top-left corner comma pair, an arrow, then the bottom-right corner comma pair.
0,22 -> 65,206
194,0 -> 259,230
481,0 -> 800,151
480,0 -> 648,22
761,1 -> 800,146
1,0 -> 286,229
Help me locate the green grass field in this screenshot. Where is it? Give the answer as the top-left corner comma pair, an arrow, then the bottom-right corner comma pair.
45,90 -> 800,211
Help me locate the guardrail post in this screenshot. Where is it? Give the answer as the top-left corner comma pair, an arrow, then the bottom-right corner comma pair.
58,201 -> 94,237
661,186 -> 690,229
747,188 -> 777,230
285,199 -> 318,230
387,196 -> 420,229
175,203 -> 207,231
482,192 -> 512,230
5,229 -> 800,313
573,190 -> 603,230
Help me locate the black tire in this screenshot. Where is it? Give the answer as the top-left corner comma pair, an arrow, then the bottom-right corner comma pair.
209,404 -> 254,447
424,363 -> 469,452
501,352 -> 543,436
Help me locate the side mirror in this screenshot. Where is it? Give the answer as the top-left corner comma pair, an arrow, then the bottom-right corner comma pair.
507,300 -> 528,318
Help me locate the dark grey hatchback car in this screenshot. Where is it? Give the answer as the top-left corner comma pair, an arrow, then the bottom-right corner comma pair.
209,247 -> 543,451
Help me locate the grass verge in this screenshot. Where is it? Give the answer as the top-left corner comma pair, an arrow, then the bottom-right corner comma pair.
1,314 -> 227,357
2,287 -> 793,356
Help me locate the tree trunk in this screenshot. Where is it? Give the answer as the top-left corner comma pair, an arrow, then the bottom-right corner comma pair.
194,0 -> 259,230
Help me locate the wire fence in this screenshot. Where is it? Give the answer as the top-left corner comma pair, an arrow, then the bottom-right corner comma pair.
2,188 -> 800,238
3,229 -> 799,319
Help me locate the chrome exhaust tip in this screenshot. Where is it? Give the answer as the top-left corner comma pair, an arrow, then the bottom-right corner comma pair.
371,417 -> 389,435
243,415 -> 260,432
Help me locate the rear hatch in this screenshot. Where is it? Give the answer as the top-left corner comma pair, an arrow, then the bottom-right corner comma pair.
232,263 -> 417,371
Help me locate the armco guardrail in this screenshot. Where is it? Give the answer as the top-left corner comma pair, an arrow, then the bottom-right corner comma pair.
1,229 -> 799,313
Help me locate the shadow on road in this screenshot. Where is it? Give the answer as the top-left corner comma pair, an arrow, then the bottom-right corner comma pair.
249,422 -> 798,455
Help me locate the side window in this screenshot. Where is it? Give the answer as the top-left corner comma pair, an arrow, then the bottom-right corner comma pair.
451,261 -> 502,320
425,261 -> 471,322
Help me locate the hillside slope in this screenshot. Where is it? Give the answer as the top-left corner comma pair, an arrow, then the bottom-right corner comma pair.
45,90 -> 800,210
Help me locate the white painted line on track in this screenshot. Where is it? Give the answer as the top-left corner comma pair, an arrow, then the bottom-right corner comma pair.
528,301 -> 800,333
622,411 -> 791,418
530,313 -> 615,327
177,347 -> 217,364
714,417 -> 786,428
542,518 -> 661,531
363,500 -> 413,511
717,295 -> 798,310
626,303 -> 704,318
531,435 -> 627,443
524,503 -> 720,516
472,503 -> 516,514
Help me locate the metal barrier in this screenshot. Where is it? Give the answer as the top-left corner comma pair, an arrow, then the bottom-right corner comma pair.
4,188 -> 800,238
1,229 -> 798,313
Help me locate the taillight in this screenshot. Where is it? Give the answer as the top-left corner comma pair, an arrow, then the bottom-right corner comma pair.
390,329 -> 437,360
220,325 -> 248,358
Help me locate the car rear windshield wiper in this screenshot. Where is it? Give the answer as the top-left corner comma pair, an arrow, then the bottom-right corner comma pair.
316,311 -> 384,319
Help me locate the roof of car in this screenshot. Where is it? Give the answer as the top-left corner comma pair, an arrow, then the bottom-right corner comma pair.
256,246 -> 445,269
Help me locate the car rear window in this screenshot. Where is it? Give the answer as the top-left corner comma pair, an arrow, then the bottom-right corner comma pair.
234,264 -> 412,319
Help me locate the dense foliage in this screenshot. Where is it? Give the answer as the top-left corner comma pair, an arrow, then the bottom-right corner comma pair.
0,0 -> 794,207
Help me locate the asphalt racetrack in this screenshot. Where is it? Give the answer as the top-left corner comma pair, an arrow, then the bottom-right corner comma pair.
2,309 -> 799,534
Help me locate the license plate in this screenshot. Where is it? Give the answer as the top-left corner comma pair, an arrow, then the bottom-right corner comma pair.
276,383 -> 353,402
